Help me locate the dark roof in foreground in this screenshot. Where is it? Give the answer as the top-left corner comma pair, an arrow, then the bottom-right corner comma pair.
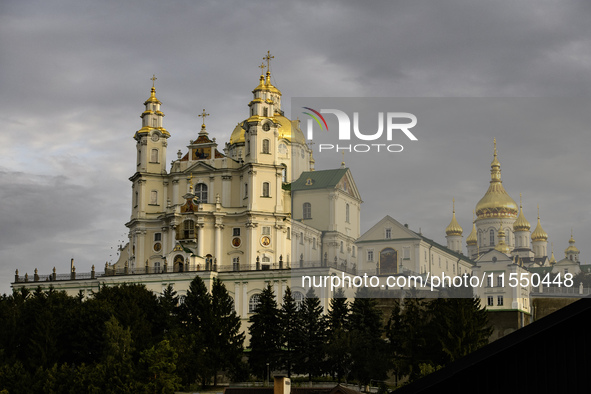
394,297 -> 591,393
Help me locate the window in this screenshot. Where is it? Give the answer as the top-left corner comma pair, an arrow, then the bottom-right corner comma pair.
262,226 -> 271,235
195,183 -> 208,203
249,294 -> 261,313
346,204 -> 350,223
352,245 -> 355,257
487,296 -> 494,306
150,148 -> 159,163
287,227 -> 291,239
313,238 -> 317,249
281,166 -> 287,183
300,232 -> 304,245
497,276 -> 503,287
154,233 -> 162,241
490,229 -> 495,245
293,291 -> 304,310
247,139 -> 250,154
233,228 -> 241,236
497,296 -> 504,306
262,139 -> 270,154
183,220 -> 195,239
135,191 -> 139,207
303,202 -> 312,219
245,183 -> 248,198
262,182 -> 270,197
154,261 -> 161,273
385,228 -> 392,239
368,250 -> 374,262
150,190 -> 158,205
340,241 -> 344,253
487,276 -> 492,287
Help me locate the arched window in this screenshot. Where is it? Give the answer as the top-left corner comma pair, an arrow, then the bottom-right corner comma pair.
249,294 -> 261,313
262,139 -> 270,154
489,229 -> 495,245
262,182 -> 270,197
293,291 -> 304,310
303,202 -> 312,219
346,203 -> 350,223
195,183 -> 208,203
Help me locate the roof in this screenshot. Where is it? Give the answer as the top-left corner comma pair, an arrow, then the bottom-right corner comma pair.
223,384 -> 361,394
291,168 -> 348,191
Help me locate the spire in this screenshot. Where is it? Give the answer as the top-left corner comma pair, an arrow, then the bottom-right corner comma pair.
513,193 -> 531,232
564,229 -> 580,258
446,198 -> 463,236
531,205 -> 548,242
341,151 -> 346,168
466,210 -> 478,246
135,74 -> 169,139
475,138 -> 518,219
198,108 -> 210,136
549,243 -> 557,264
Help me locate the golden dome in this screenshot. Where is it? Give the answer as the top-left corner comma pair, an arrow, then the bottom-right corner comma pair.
565,231 -> 580,255
445,199 -> 463,236
531,206 -> 548,242
228,115 -> 306,145
475,139 -> 518,219
144,87 -> 161,105
229,122 -> 246,144
513,194 -> 531,232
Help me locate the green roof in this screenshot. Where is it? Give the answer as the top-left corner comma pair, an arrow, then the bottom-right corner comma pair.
291,168 -> 348,191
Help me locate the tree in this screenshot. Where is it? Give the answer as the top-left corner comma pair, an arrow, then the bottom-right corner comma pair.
325,288 -> 351,382
349,287 -> 388,386
208,277 -> 245,385
295,288 -> 326,380
279,287 -> 300,377
248,284 -> 281,379
139,339 -> 182,394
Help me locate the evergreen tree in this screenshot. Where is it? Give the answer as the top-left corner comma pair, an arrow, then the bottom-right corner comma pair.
248,284 -> 281,379
294,288 -> 326,380
159,284 -> 180,335
325,288 -> 351,382
349,287 -> 388,386
139,339 -> 182,394
208,277 -> 245,385
279,287 -> 300,377
178,276 -> 211,387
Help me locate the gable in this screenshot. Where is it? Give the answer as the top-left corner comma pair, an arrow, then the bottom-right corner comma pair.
357,215 -> 420,242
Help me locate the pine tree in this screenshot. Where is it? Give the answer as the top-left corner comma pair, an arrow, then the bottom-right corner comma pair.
279,287 -> 300,377
349,287 -> 388,386
295,288 -> 326,380
325,288 -> 351,382
248,284 -> 281,379
209,277 -> 245,385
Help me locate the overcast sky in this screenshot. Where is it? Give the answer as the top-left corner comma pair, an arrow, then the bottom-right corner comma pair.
1,0 -> 591,295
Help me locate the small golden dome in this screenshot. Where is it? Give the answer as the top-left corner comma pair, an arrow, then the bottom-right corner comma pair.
565,231 -> 580,255
466,222 -> 477,246
445,199 -> 463,236
144,87 -> 161,105
513,194 -> 531,232
475,139 -> 518,220
531,207 -> 548,242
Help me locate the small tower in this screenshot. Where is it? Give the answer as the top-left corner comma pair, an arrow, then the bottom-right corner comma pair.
531,205 -> 548,258
512,193 -> 534,259
134,75 -> 170,174
445,198 -> 463,254
466,211 -> 478,259
495,220 -> 511,255
564,230 -> 580,262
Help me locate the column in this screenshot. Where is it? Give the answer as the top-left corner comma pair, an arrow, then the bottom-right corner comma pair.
215,223 -> 223,265
172,179 -> 179,206
246,222 -> 256,270
234,282 -> 241,316
197,223 -> 204,257
242,282 -> 248,317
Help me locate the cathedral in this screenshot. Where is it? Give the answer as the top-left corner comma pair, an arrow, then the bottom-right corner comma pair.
11,56 -> 588,341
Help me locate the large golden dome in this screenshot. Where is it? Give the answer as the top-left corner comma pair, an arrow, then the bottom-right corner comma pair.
228,115 -> 306,145
475,139 -> 518,219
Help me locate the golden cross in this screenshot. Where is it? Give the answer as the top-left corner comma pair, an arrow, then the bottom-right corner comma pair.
150,74 -> 157,87
198,109 -> 209,126
259,62 -> 266,74
264,50 -> 274,71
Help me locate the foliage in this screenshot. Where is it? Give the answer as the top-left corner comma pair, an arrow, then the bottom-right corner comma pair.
294,288 -> 326,380
248,284 -> 281,378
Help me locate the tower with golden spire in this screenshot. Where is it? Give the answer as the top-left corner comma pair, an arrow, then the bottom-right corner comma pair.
473,139 -> 518,254
531,205 -> 548,258
564,230 -> 580,262
512,193 -> 534,259
466,211 -> 478,258
445,198 -> 463,253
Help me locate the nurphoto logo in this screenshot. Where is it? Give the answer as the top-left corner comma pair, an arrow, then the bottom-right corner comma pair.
302,107 -> 418,153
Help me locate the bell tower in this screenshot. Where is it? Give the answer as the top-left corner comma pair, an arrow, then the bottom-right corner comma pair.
134,75 -> 170,174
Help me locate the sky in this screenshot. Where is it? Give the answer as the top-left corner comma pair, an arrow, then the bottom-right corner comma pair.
1,0 -> 591,295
